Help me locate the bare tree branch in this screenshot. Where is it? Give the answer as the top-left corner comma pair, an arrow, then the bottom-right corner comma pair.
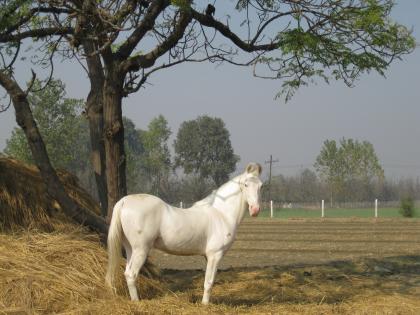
121,9 -> 193,73
116,0 -> 170,60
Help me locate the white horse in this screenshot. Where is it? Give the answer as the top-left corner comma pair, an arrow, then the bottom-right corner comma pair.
105,163 -> 262,304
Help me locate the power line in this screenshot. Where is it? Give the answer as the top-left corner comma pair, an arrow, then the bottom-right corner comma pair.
265,155 -> 279,201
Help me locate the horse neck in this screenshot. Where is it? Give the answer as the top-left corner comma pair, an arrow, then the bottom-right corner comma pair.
212,175 -> 247,228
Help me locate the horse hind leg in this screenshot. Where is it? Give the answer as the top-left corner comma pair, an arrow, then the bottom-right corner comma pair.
122,237 -> 132,262
124,246 -> 150,301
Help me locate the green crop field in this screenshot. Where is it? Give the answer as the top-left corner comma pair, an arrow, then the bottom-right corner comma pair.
258,207 -> 420,218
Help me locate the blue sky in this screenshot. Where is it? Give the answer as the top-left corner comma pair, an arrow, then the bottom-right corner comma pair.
1,0 -> 419,180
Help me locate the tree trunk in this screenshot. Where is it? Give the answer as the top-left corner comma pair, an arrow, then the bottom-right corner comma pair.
84,41 -> 108,217
103,70 -> 127,221
86,91 -> 108,216
0,70 -> 109,238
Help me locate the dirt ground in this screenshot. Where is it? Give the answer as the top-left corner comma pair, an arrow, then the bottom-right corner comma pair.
137,218 -> 420,314
2,218 -> 420,314
150,218 -> 420,270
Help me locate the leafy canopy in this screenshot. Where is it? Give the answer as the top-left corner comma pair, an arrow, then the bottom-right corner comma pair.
314,138 -> 384,201
4,79 -> 88,171
0,0 -> 415,101
174,115 -> 239,186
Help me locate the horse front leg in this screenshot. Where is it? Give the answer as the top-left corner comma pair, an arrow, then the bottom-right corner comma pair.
202,251 -> 223,305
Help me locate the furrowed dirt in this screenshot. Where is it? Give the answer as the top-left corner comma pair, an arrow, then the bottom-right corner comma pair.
150,218 -> 420,270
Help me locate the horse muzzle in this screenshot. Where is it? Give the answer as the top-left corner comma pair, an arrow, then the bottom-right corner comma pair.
249,205 -> 260,217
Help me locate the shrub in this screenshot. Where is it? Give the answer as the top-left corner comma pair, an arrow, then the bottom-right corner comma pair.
400,196 -> 415,218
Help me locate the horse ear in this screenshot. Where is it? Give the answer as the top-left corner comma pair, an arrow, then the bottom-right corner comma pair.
245,163 -> 262,176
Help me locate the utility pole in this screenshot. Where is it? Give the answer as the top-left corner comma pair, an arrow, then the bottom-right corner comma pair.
265,155 -> 279,202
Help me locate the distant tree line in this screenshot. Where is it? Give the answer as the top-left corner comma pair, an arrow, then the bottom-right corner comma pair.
4,80 -> 419,207
264,168 -> 420,205
264,138 -> 420,205
3,79 -> 238,206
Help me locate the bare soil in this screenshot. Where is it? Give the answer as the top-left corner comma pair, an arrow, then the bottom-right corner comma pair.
150,218 -> 420,270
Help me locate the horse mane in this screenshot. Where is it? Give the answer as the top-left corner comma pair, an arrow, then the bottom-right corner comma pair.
193,190 -> 217,207
193,174 -> 243,207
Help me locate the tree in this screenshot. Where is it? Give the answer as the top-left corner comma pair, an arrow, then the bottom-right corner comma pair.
4,79 -> 90,169
298,169 -> 321,203
176,175 -> 215,205
174,115 -> 239,186
124,117 -> 145,195
0,69 -> 108,235
3,80 -> 147,213
0,0 -> 415,220
139,115 -> 172,196
314,138 -> 384,204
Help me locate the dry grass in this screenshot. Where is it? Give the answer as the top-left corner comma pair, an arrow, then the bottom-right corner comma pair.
1,224 -> 420,314
0,158 -> 101,232
0,225 -> 163,315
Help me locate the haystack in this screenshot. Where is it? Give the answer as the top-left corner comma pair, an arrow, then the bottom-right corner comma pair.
0,157 -> 101,231
0,158 -> 161,313
0,228 -> 165,314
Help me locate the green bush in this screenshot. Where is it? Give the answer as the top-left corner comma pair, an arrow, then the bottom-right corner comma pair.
400,196 -> 415,218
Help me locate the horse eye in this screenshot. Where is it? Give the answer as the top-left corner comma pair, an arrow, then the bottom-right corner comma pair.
244,183 -> 248,187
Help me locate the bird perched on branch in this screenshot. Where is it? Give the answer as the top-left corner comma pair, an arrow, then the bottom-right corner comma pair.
206,4 -> 215,17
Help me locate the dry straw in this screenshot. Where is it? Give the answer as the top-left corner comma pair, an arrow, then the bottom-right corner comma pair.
0,227 -> 164,315
0,158 -> 101,231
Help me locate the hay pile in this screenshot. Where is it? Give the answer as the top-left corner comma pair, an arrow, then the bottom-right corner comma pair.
0,226 -> 164,314
0,158 -> 101,231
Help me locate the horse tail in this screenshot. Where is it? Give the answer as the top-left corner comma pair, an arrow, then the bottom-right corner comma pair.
105,198 -> 125,291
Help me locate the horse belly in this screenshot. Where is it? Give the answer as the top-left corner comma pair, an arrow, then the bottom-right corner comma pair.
154,230 -> 207,256
155,212 -> 209,256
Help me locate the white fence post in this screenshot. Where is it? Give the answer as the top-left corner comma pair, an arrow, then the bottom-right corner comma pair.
270,200 -> 273,218
321,199 -> 325,218
180,201 -> 183,209
375,199 -> 378,218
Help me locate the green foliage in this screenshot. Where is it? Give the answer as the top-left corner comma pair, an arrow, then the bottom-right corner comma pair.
264,0 -> 416,101
236,0 -> 276,11
137,115 -> 172,195
4,79 -> 88,171
314,138 -> 384,203
174,115 -> 239,186
0,0 -> 31,31
1,0 -> 416,105
400,196 -> 414,218
177,175 -> 215,204
123,117 -> 144,193
266,169 -> 321,203
170,0 -> 191,9
3,79 -> 147,197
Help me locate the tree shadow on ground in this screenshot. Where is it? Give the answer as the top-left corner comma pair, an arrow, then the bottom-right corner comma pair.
160,255 -> 420,307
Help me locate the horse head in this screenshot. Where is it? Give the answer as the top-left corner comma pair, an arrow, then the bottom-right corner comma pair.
242,163 -> 263,217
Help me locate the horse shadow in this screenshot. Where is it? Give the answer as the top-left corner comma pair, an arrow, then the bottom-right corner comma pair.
160,255 -> 420,307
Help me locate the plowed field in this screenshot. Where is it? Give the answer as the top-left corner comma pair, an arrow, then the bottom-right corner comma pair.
150,218 -> 420,269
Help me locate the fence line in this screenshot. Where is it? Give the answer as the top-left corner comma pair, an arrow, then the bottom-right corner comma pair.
261,200 -> 410,210
173,199 -> 419,218
175,200 -> 418,210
